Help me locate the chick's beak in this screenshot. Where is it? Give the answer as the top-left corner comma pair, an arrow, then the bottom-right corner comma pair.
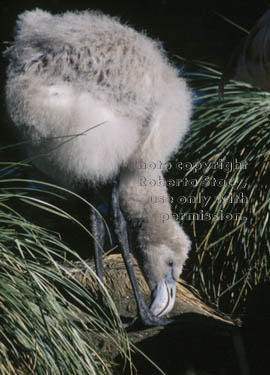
149,271 -> 176,317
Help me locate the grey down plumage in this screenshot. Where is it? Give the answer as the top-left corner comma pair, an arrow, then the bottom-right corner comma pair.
4,9 -> 192,320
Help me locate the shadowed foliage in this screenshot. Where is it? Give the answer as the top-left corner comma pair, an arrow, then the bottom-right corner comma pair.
0,160 -> 136,375
174,61 -> 270,314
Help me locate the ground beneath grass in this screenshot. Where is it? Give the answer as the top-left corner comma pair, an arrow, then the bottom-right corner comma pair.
67,254 -> 251,375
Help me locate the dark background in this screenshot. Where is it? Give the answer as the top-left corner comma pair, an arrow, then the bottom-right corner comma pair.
1,4 -> 269,373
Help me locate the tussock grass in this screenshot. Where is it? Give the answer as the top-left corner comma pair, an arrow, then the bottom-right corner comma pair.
176,62 -> 270,314
0,160 -> 133,375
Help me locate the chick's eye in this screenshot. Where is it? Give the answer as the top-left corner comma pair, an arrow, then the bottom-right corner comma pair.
168,261 -> 173,267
